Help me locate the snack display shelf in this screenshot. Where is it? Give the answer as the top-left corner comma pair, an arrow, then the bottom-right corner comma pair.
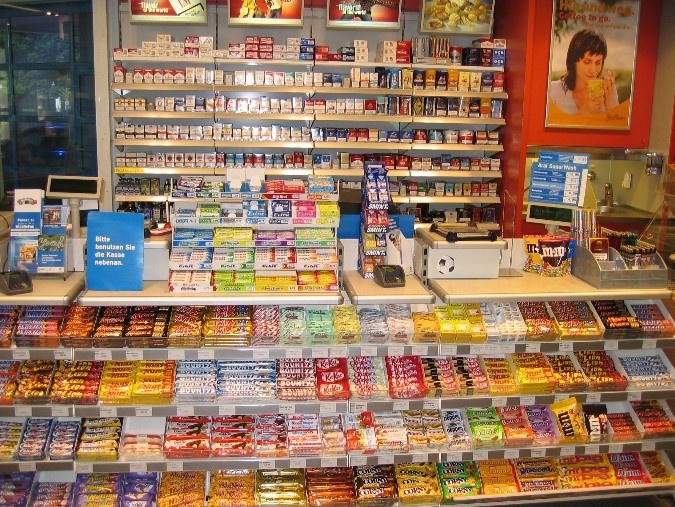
349,387 -> 675,413
2,337 -> 672,363
1,386 -> 673,418
439,440 -> 668,462
428,273 -> 673,303
70,345 -> 348,362
0,438 -> 672,474
450,486 -> 675,506
0,459 -> 74,473
0,405 -> 72,417
77,280 -> 344,306
71,401 -> 349,418
0,273 -> 84,306
343,270 -> 435,304
0,348 -> 72,361
72,456 -> 349,474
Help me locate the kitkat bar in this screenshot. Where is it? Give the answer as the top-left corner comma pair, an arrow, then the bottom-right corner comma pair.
315,357 -> 350,401
385,355 -> 429,399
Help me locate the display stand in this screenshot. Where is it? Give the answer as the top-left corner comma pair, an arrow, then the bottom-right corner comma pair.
572,245 -> 668,290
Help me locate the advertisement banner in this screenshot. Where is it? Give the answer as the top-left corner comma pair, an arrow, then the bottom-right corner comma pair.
419,0 -> 494,35
326,0 -> 401,29
130,0 -> 207,24
546,0 -> 640,129
229,0 -> 303,26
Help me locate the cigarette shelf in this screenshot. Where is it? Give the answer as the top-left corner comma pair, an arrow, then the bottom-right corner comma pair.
411,116 -> 506,126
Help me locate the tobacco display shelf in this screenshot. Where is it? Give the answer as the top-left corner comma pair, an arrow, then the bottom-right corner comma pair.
410,116 -> 505,126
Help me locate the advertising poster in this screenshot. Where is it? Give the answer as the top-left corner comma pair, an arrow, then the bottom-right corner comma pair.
419,0 -> 494,35
229,0 -> 303,26
546,0 -> 640,129
129,0 -> 207,23
86,212 -> 144,291
326,0 -> 401,29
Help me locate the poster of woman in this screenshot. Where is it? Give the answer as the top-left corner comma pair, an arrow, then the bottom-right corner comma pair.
546,0 -> 640,130
229,0 -> 303,26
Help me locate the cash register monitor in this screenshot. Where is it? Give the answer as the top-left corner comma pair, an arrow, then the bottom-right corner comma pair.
46,175 -> 102,200
45,175 -> 103,239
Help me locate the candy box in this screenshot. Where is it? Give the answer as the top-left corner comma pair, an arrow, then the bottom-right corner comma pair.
611,348 -> 675,390
624,299 -> 675,338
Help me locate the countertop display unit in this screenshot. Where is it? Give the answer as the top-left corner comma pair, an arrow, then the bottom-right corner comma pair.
1,273 -> 674,505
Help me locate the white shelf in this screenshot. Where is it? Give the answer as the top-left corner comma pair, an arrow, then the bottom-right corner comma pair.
313,113 -> 412,122
429,272 -> 673,303
407,170 -> 502,178
78,280 -> 343,306
213,112 -> 313,121
113,139 -> 215,147
3,334 -> 670,363
411,116 -> 506,126
111,82 -> 215,91
2,441 -> 673,474
112,111 -> 214,119
115,166 -> 216,175
0,272 -> 84,306
114,195 -> 167,203
412,89 -> 508,100
313,141 -> 412,150
214,140 -> 313,149
409,143 -> 504,152
392,195 -> 501,205
72,401 -> 348,418
114,55 -> 214,64
343,271 -> 435,304
213,85 -> 312,94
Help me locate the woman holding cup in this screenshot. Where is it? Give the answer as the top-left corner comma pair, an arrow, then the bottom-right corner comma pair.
549,29 -> 619,115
